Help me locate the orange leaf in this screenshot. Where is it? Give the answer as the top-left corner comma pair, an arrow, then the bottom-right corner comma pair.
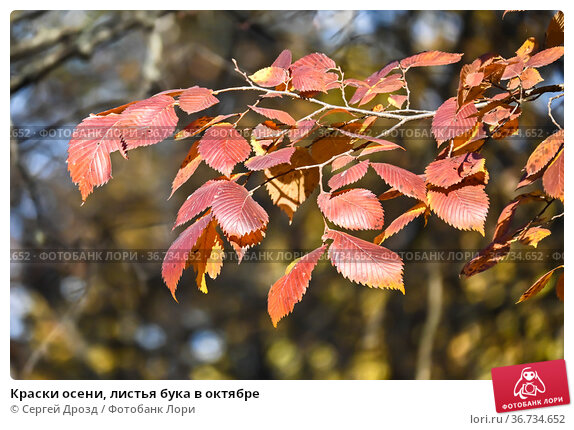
162,213 -> 213,300
323,229 -> 404,292
542,149 -> 564,201
460,241 -> 511,278
374,202 -> 427,244
546,11 -> 564,48
525,130 -> 563,176
515,226 -> 551,248
178,86 -> 219,114
317,189 -> 384,230
517,265 -> 563,303
267,245 -> 327,327
174,114 -> 236,140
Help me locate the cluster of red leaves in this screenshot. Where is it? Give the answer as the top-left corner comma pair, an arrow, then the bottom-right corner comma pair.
68,14 -> 564,325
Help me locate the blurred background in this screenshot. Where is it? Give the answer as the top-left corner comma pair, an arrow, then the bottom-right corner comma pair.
10,10 -> 563,380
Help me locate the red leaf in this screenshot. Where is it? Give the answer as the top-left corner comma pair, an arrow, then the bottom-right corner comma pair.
287,119 -> 316,144
121,94 -> 179,149
432,97 -> 478,145
249,66 -> 289,87
542,149 -> 564,201
198,123 -> 251,177
271,49 -> 292,69
525,130 -> 563,176
318,189 -> 384,230
526,47 -> 564,68
211,181 -> 269,237
169,141 -> 202,198
267,245 -> 327,327
178,86 -> 219,114
331,155 -> 356,171
67,114 -> 124,201
327,160 -> 369,191
249,105 -> 296,126
337,129 -> 404,150
517,265 -> 563,303
427,183 -> 489,235
162,213 -> 213,300
175,114 -> 236,140
349,61 -> 399,105
424,152 -> 486,188
174,180 -> 224,228
290,52 -> 336,71
323,229 -> 404,292
374,202 -> 427,244
370,163 -> 427,202
244,147 -> 296,171
358,74 -> 404,106
400,51 -> 463,69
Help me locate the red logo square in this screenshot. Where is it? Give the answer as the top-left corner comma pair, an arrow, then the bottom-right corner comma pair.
491,359 -> 570,413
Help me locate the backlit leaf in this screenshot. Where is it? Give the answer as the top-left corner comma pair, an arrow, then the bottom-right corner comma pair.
515,226 -> 551,248
460,241 -> 511,278
67,114 -> 125,201
327,160 -> 369,191
432,97 -> 478,145
427,181 -> 489,235
546,11 -> 564,48
179,86 -> 219,114
245,147 -> 296,171
198,123 -> 251,177
542,149 -> 564,201
517,265 -> 563,303
211,181 -> 269,237
162,213 -> 213,300
317,189 -> 384,230
188,218 -> 224,293
174,180 -> 224,228
267,245 -> 327,327
249,105 -> 296,126
425,152 -> 486,188
169,141 -> 202,198
120,94 -> 179,150
400,51 -> 463,69
264,147 -> 320,222
249,66 -> 289,87
370,163 -> 427,202
374,202 -> 427,244
323,229 -> 404,292
271,49 -> 292,69
525,130 -> 563,176
175,114 -> 236,140
526,46 -> 564,68
337,129 -> 404,151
